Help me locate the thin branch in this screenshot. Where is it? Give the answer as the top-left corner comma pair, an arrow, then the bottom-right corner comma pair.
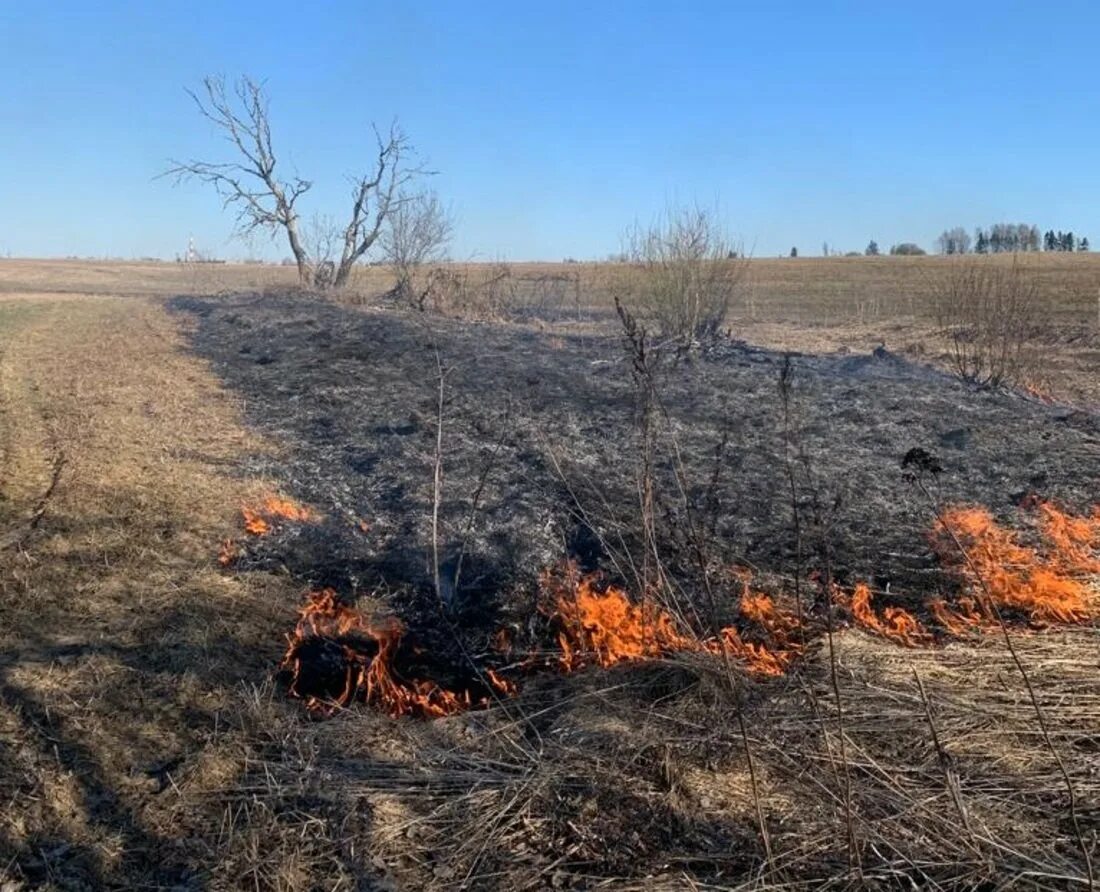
432,348 -> 450,610
0,451 -> 66,551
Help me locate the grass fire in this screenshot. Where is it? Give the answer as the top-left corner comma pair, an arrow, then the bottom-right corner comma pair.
6,5 -> 1100,883
2,257 -> 1098,890
270,501 -> 1097,721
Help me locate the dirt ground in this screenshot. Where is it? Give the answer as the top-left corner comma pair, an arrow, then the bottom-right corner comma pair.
0,259 -> 1098,890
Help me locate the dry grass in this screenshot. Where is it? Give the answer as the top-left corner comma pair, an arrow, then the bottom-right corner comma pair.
0,260 -> 1097,888
0,292 -> 307,888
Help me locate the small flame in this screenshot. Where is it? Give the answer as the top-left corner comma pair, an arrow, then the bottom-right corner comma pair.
1019,380 -> 1056,404
280,589 -> 505,718
710,587 -> 803,675
242,495 -> 319,537
485,667 -> 518,696
1037,501 -> 1100,574
217,538 -> 239,566
928,596 -> 984,636
491,627 -> 513,655
221,495 -> 321,563
242,508 -> 271,536
261,496 -> 319,524
848,582 -> 931,646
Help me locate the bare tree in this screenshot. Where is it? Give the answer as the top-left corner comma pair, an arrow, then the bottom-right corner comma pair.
379,191 -> 454,310
165,75 -> 431,289
936,227 -> 972,255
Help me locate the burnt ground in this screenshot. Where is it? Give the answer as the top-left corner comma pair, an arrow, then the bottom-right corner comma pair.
170,291 -> 1100,630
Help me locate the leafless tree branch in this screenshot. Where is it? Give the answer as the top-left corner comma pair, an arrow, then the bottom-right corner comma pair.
164,76 -> 435,291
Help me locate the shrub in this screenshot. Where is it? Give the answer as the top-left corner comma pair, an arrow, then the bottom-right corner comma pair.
890,242 -> 927,256
380,191 -> 454,311
621,206 -> 746,347
932,257 -> 1041,387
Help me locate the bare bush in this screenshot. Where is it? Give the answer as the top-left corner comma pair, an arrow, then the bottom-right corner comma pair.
303,213 -> 341,289
932,257 -> 1042,387
621,206 -> 746,348
380,191 -> 454,310
412,262 -> 517,319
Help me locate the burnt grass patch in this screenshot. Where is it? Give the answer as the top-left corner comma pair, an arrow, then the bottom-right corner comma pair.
171,291 -> 1099,624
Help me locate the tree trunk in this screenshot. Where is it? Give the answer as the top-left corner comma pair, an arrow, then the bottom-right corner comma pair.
284,216 -> 312,286
333,256 -> 359,289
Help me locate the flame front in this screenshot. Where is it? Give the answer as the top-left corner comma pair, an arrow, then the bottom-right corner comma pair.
271,500 -> 1097,719
847,582 -> 931,646
933,503 -> 1098,625
543,564 -> 802,677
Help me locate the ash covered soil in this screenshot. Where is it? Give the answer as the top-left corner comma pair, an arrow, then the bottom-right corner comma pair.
171,292 -> 1100,624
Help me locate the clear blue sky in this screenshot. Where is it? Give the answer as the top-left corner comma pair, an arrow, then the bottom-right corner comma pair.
1,1 -> 1097,261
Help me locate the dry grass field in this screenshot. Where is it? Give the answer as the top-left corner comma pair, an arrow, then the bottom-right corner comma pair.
2,253 -> 1096,404
0,256 -> 1098,890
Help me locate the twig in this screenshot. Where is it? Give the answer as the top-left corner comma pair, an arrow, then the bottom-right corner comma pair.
451,402 -> 511,597
822,580 -> 861,878
737,708 -> 775,872
614,296 -> 667,607
778,354 -> 806,645
431,348 -> 450,610
913,668 -> 983,858
0,451 -> 66,551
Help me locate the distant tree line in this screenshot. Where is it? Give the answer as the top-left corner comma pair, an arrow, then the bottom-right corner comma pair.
1042,230 -> 1088,252
974,224 -> 1039,254
936,223 -> 1089,255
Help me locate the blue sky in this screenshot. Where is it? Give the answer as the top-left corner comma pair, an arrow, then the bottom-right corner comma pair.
1,1 -> 1097,260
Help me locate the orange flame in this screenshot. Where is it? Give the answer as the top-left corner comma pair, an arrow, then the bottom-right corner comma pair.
220,495 -> 321,568
710,588 -> 803,675
542,563 -> 802,678
548,568 -> 690,670
1036,502 -> 1100,574
927,596 -> 984,636
932,503 -> 1097,625
217,538 -> 239,566
274,500 -> 1097,719
280,589 -> 506,718
485,667 -> 518,696
361,617 -> 476,718
1019,380 -> 1056,404
242,508 -> 271,535
848,582 -> 931,646
261,496 -> 319,524
242,495 -> 319,536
